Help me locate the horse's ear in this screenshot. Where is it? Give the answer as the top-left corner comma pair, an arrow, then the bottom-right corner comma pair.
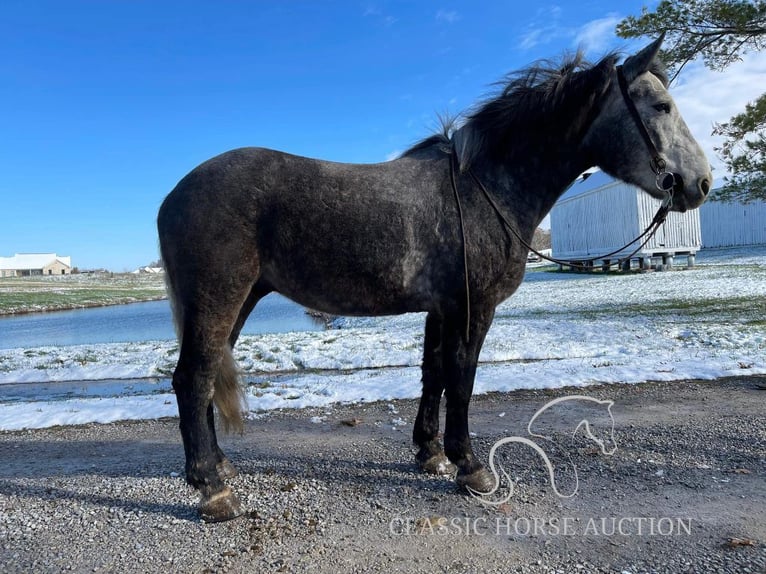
621,32 -> 665,83
452,125 -> 477,173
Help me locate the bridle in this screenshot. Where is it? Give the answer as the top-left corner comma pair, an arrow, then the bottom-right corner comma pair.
450,65 -> 678,340
615,65 -> 679,200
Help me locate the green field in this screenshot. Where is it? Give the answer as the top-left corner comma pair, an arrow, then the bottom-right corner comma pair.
0,273 -> 168,315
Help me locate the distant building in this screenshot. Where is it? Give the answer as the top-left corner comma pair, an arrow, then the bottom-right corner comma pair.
699,198 -> 766,248
0,253 -> 72,277
132,266 -> 164,274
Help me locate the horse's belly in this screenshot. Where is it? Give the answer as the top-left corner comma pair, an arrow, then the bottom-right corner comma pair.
262,261 -> 435,317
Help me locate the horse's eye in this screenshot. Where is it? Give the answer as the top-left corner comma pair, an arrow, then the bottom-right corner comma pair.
653,103 -> 671,114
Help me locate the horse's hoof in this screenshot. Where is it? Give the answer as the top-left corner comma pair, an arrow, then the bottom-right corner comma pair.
456,467 -> 495,494
199,486 -> 245,523
217,459 -> 239,480
419,453 -> 457,476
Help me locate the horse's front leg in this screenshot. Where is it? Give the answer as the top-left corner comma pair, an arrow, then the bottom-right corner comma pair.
442,306 -> 496,493
413,312 -> 456,475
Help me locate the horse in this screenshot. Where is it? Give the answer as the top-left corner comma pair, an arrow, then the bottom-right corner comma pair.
157,35 -> 712,522
469,396 -> 617,505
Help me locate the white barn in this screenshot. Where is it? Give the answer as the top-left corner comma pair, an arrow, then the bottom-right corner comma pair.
550,171 -> 701,270
0,253 -> 72,277
699,198 -> 766,248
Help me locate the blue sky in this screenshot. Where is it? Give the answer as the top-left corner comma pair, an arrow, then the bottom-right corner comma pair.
1,1 -> 763,271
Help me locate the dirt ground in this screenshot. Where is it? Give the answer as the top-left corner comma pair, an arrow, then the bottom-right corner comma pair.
1,376 -> 764,573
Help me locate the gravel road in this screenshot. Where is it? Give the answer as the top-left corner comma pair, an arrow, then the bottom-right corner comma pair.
1,376 -> 764,573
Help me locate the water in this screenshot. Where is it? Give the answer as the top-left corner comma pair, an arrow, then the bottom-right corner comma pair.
0,378 -> 171,403
0,294 -> 324,350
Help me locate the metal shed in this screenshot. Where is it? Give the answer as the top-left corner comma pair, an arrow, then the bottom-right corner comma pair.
700,198 -> 766,248
550,171 -> 701,270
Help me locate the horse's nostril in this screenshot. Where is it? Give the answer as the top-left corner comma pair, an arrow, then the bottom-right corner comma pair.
699,178 -> 711,196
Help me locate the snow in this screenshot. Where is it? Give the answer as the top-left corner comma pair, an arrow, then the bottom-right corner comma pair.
1,246 -> 765,431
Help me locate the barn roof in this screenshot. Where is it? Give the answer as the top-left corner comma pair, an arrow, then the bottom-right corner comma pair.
559,169 -> 617,202
0,253 -> 71,270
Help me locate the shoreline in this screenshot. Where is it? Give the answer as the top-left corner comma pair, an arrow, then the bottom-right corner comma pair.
0,294 -> 168,317
0,273 -> 168,316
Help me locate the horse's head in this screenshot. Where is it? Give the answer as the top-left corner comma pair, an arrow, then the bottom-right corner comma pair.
573,399 -> 617,456
585,35 -> 713,212
527,395 -> 618,455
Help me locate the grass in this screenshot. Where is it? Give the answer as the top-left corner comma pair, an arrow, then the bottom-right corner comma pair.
611,295 -> 766,319
0,273 -> 167,315
538,294 -> 766,324
515,259 -> 766,322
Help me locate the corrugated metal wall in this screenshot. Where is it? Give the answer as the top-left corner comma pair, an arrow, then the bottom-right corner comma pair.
551,182 -> 639,259
699,199 -> 766,248
551,179 -> 701,260
637,192 -> 702,252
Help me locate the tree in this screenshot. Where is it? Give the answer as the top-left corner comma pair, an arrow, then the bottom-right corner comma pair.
617,0 -> 766,201
532,228 -> 552,251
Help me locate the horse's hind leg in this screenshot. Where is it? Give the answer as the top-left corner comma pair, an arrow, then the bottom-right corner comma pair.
413,311 -> 456,475
174,327 -> 248,522
208,406 -> 237,479
171,273 -> 260,522
228,282 -> 273,348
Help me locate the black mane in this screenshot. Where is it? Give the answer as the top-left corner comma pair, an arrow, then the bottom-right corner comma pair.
402,52 -> 668,167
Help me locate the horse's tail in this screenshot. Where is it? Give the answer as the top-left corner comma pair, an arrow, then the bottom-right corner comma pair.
161,250 -> 184,346
160,243 -> 246,434
214,347 -> 246,433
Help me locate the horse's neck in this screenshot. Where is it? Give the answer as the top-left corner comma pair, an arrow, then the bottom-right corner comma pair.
475,147 -> 590,234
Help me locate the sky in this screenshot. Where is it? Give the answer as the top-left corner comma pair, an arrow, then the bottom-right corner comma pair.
1,1 -> 764,271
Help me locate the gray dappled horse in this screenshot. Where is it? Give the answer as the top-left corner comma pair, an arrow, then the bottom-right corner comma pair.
158,36 -> 712,522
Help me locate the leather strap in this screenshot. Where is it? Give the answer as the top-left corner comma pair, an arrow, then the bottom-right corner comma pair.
616,65 -> 666,174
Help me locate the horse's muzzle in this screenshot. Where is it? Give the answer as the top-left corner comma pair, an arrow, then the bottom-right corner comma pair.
671,174 -> 712,212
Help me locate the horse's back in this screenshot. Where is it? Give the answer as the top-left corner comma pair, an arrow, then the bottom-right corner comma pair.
160,146 -> 442,219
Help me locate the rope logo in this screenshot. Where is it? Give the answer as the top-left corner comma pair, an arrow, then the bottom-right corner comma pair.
469,396 -> 617,506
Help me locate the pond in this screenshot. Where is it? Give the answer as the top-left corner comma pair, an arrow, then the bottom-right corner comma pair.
0,294 -> 324,350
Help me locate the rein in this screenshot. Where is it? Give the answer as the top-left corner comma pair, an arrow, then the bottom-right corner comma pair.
449,64 -> 677,339
449,161 -> 669,341
449,149 -> 472,342
448,168 -> 671,344
466,169 -> 670,271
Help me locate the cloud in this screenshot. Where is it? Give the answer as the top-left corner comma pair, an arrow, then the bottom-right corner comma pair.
574,14 -> 622,53
436,10 -> 460,24
386,150 -> 402,161
521,12 -> 643,56
519,28 -> 545,51
671,50 -> 766,179
363,4 -> 397,26
517,6 -> 573,51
